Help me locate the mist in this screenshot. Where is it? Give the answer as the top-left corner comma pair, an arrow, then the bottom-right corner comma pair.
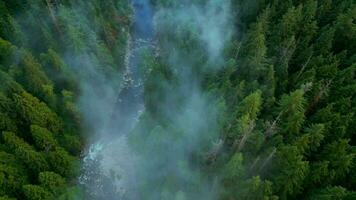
2,0 -> 353,199
73,0 -> 235,199
13,0 -> 235,199
80,0 -> 235,199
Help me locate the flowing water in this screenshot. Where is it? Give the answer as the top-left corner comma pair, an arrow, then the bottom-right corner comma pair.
80,0 -> 154,199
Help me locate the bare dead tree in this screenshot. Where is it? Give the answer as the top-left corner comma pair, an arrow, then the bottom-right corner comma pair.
249,156 -> 260,171
45,0 -> 62,33
232,120 -> 256,152
264,111 -> 283,139
205,139 -> 224,164
264,80 -> 312,139
295,54 -> 313,81
259,148 -> 276,172
306,80 -> 332,115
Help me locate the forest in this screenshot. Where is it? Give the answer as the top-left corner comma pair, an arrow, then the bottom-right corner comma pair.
0,0 -> 355,199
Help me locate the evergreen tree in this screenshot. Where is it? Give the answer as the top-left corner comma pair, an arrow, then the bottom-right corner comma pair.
277,89 -> 306,141
22,185 -> 53,200
30,125 -> 58,152
13,91 -> 63,134
2,131 -> 49,177
38,171 -> 65,196
272,145 -> 309,199
0,0 -> 355,199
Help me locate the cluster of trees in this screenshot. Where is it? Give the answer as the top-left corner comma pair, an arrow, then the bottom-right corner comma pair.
215,0 -> 355,199
0,0 -> 355,199
217,0 -> 356,199
139,0 -> 355,199
0,0 -> 131,199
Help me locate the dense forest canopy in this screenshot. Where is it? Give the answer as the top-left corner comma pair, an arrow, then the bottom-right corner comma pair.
0,0 -> 355,200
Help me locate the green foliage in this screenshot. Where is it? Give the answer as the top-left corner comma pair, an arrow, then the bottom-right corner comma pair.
224,153 -> 244,180
22,185 -> 53,200
10,50 -> 56,106
47,147 -> 75,178
30,125 -> 57,151
2,131 -> 49,176
0,151 -> 28,197
238,9 -> 270,85
278,89 -> 306,139
236,90 -> 263,120
273,145 -> 309,198
0,2 -> 24,45
293,124 -> 325,155
0,70 -> 24,96
311,139 -> 354,184
238,176 -> 278,200
0,93 -> 17,132
0,0 -> 130,198
60,90 -> 79,126
144,0 -> 356,198
0,38 -> 16,70
0,196 -> 16,200
39,49 -> 76,92
38,172 -> 65,196
0,0 -> 355,199
308,186 -> 348,200
59,134 -> 82,156
57,186 -> 84,200
13,91 -> 63,134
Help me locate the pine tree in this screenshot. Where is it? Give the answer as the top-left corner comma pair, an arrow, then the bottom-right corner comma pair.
0,151 -> 28,197
13,91 -> 63,134
22,184 -> 53,200
293,124 -> 325,155
307,186 -> 349,200
272,145 -> 309,199
47,147 -> 74,178
238,176 -> 278,200
38,171 -> 65,196
0,38 -> 16,70
311,139 -> 353,185
277,89 -> 306,141
0,196 -> 16,200
10,50 -> 56,107
228,90 -> 263,152
30,125 -> 58,152
238,9 -> 270,86
2,131 -> 49,176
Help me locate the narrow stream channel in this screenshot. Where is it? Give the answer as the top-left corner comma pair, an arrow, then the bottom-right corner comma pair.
80,0 -> 155,199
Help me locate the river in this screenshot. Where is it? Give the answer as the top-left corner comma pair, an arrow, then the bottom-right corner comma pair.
80,0 -> 154,199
